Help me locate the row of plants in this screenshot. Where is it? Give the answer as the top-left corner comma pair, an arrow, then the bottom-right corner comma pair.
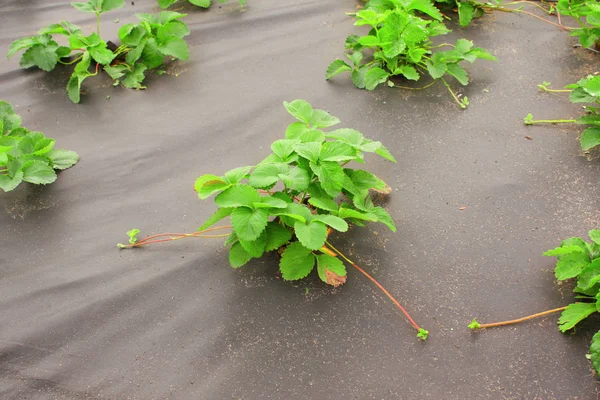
7,0 -> 245,104
326,0 -> 600,108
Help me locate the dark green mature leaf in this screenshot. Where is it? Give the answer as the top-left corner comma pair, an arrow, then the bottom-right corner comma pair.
239,231 -> 267,258
122,63 -> 148,89
581,127 -> 600,151
229,241 -> 252,268
316,254 -> 347,286
141,38 -> 165,69
265,222 -> 293,251
558,302 -> 596,332
199,207 -> 233,231
283,100 -> 313,124
280,242 -> 315,280
20,42 -> 59,72
294,220 -> 329,250
231,207 -> 269,241
326,60 -> 352,80
458,2 -> 475,26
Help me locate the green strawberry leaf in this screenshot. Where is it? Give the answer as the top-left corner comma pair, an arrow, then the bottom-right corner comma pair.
195,174 -> 231,199
283,99 -> 313,124
316,254 -> 347,286
294,220 -> 328,250
590,330 -> 600,375
239,231 -> 267,258
215,184 -> 261,208
229,241 -> 253,268
198,207 -> 233,231
231,206 -> 269,241
558,302 -> 596,332
265,222 -> 293,252
279,242 -> 315,280
326,60 -> 352,80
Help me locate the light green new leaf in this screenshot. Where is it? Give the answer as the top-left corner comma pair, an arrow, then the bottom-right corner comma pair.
285,122 -> 310,139
249,163 -> 288,188
279,242 -> 315,280
231,206 -> 269,241
326,59 -> 352,80
310,161 -> 345,198
0,170 -> 24,192
46,149 -> 79,170
320,141 -> 357,162
590,331 -> 600,375
158,0 -> 179,8
590,230 -> 600,245
316,254 -> 347,286
310,109 -> 340,129
229,241 -> 253,268
253,196 -> 288,209
364,67 -> 389,90
224,166 -> 253,184
554,251 -> 591,280
279,167 -> 310,191
543,245 -> 587,257
581,127 -> 600,151
312,214 -> 348,232
158,36 -> 189,60
189,0 -> 211,7
294,220 -> 328,250
295,142 -> 322,164
265,222 -> 293,252
283,100 -> 313,124
22,161 -> 57,184
447,64 -> 469,86
558,302 -> 596,332
576,258 -> 600,291
214,184 -> 260,208
198,207 -> 233,231
195,174 -> 230,199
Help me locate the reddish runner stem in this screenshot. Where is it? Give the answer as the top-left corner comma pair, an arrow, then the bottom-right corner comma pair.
325,241 -> 422,332
474,306 -> 568,329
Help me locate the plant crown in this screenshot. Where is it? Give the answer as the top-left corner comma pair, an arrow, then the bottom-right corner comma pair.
326,0 -> 496,107
7,0 -> 190,103
193,100 -> 397,286
0,100 -> 79,192
543,230 -> 600,374
158,0 -> 246,9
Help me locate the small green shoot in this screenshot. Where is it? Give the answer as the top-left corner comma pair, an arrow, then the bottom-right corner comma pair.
468,318 -> 481,330
127,229 -> 141,244
417,328 -> 429,340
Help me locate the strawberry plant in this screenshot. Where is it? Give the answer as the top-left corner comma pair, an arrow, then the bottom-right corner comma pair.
557,0 -> 600,49
0,100 -> 79,192
119,99 -> 428,340
469,230 -> 600,376
7,0 -> 190,103
158,0 -> 246,8
326,0 -> 496,108
524,75 -> 600,152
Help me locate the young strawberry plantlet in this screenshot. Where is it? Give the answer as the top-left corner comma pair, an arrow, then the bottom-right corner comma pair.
119,99 -> 428,340
469,230 -> 600,376
0,100 -> 79,192
524,75 -> 600,152
7,0 -> 190,103
158,0 -> 246,9
326,0 -> 497,108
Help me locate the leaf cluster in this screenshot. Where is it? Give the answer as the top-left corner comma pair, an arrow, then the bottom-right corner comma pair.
557,0 -> 600,48
7,1 -> 191,103
566,75 -> 600,151
326,0 -> 495,102
0,100 -> 79,192
543,230 -> 600,373
194,100 -> 397,286
158,0 -> 246,8
434,0 -> 486,27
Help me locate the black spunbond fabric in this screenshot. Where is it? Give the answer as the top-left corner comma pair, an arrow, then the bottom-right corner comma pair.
1,1 -> 600,399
